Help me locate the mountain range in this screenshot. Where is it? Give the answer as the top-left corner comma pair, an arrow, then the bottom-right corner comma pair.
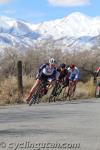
0,12 -> 100,52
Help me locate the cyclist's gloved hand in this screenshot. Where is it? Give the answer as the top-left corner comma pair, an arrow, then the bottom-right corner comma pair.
48,78 -> 53,83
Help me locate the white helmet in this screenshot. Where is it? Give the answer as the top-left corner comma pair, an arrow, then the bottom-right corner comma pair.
49,58 -> 57,65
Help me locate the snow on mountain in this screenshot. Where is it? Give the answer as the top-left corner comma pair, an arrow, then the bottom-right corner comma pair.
0,12 -> 100,52
0,16 -> 39,36
30,12 -> 100,39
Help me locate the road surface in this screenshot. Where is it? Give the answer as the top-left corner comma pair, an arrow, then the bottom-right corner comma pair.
0,98 -> 100,150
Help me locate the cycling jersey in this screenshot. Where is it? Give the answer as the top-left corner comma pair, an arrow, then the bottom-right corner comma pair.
96,67 -> 100,72
95,68 -> 100,78
56,67 -> 69,87
68,66 -> 80,81
37,63 -> 58,81
96,67 -> 100,75
57,67 -> 68,81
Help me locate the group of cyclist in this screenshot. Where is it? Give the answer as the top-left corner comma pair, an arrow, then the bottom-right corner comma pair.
25,58 -> 80,103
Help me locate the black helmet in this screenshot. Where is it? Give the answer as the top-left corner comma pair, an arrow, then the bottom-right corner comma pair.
60,63 -> 66,68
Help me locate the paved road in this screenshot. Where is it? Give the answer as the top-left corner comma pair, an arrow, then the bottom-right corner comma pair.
0,99 -> 100,150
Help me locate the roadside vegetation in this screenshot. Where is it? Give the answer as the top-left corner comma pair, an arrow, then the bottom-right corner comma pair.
0,47 -> 99,105
0,75 -> 96,105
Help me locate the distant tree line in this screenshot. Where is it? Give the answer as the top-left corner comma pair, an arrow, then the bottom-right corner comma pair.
0,47 -> 100,82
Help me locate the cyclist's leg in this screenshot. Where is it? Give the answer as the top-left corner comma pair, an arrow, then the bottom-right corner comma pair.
72,80 -> 78,94
73,81 -> 76,92
63,77 -> 69,90
66,80 -> 74,101
26,79 -> 41,102
62,78 -> 69,97
69,80 -> 77,99
68,79 -> 72,90
70,81 -> 75,97
67,80 -> 77,101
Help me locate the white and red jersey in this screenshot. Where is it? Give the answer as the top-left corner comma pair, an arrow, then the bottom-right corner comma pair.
96,67 -> 100,72
67,66 -> 80,81
95,67 -> 100,77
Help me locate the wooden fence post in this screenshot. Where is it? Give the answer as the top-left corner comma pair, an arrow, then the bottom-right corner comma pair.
17,60 -> 23,95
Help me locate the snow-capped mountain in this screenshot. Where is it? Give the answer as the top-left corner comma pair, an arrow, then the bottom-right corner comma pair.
0,12 -> 100,52
31,12 -> 100,39
0,16 -> 40,50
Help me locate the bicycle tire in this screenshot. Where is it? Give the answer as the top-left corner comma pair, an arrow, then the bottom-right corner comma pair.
29,97 -> 36,106
49,95 -> 56,103
29,81 -> 48,106
49,81 -> 62,102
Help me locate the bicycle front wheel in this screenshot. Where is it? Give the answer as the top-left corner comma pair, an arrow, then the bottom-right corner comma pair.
29,96 -> 37,106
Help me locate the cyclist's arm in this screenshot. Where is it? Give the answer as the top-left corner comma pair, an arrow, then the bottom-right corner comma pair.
36,64 -> 47,79
38,64 -> 47,74
74,67 -> 80,81
47,70 -> 59,89
50,70 -> 59,81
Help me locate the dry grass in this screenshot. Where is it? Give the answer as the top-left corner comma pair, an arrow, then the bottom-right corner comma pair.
76,79 -> 95,99
0,76 -> 21,105
0,76 -> 96,105
0,76 -> 35,105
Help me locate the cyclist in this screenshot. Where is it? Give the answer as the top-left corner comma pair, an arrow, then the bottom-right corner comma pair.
94,67 -> 100,82
57,63 -> 69,87
96,67 -> 100,77
49,63 -> 69,101
67,64 -> 80,91
95,67 -> 100,97
25,58 -> 59,102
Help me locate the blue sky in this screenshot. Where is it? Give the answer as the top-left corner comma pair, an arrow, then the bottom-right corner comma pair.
0,0 -> 100,23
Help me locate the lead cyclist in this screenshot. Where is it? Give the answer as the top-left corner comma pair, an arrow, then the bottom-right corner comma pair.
25,58 -> 59,103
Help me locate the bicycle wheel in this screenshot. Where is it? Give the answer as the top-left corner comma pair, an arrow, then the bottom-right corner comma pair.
49,81 -> 62,102
29,90 -> 40,106
49,95 -> 56,103
29,80 -> 49,106
29,82 -> 45,106
29,96 -> 36,106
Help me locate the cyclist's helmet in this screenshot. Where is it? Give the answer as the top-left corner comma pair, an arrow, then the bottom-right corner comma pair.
60,63 -> 66,68
49,58 -> 57,65
70,64 -> 75,69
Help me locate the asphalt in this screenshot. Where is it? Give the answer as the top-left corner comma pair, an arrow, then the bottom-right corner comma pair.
0,98 -> 100,150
